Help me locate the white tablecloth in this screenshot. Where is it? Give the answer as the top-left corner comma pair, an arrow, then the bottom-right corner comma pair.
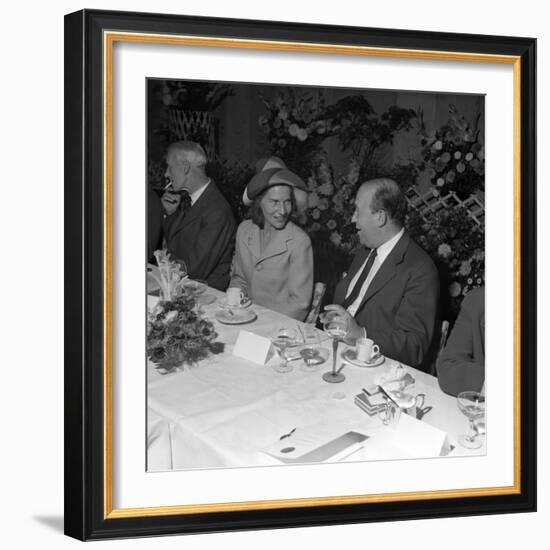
147,287 -> 484,471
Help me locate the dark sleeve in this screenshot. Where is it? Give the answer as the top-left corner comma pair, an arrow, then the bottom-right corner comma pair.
436,292 -> 485,396
368,261 -> 439,369
186,208 -> 235,285
147,189 -> 163,261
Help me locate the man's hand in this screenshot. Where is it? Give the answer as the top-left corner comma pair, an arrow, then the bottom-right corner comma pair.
161,192 -> 181,216
322,304 -> 364,341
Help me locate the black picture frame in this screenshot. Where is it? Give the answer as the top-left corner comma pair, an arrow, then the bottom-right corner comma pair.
64,8 -> 536,541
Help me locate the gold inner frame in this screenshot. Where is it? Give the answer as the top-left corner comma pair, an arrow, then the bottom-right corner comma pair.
103,31 -> 522,519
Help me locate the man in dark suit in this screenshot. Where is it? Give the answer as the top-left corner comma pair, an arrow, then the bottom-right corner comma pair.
324,178 -> 439,370
161,141 -> 236,291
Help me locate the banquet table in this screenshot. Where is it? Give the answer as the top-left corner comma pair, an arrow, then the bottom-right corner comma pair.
147,283 -> 485,472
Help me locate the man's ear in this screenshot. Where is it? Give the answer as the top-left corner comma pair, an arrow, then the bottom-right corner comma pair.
375,209 -> 387,227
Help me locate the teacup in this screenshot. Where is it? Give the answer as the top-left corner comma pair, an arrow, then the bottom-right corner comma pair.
356,338 -> 380,362
226,287 -> 246,307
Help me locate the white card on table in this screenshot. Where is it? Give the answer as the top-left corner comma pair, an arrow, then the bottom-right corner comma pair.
232,330 -> 273,365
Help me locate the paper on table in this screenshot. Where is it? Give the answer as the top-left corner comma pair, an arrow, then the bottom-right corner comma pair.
368,413 -> 449,459
232,330 -> 273,365
262,423 -> 369,464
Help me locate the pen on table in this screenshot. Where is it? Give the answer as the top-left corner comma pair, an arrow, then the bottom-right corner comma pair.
280,428 -> 296,440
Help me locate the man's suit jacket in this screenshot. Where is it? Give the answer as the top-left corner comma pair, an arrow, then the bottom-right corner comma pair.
163,181 -> 236,291
436,287 -> 485,396
230,220 -> 313,321
334,232 -> 439,370
147,187 -> 163,262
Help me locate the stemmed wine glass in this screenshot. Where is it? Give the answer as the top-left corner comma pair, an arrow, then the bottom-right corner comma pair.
183,279 -> 209,311
271,328 -> 298,374
321,311 -> 348,383
457,391 -> 486,449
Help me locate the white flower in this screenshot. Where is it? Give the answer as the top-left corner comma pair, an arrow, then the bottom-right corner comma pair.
288,123 -> 299,136
311,208 -> 321,220
311,222 -> 321,232
318,182 -> 334,196
434,140 -> 443,151
449,281 -> 462,297
436,177 -> 445,187
432,189 -> 440,197
308,192 -> 320,209
318,198 -> 329,211
456,161 -> 466,173
278,109 -> 289,120
330,232 -> 342,247
465,152 -> 474,161
297,128 -> 309,141
454,151 -> 462,159
327,219 -> 337,230
459,260 -> 472,276
438,243 -> 452,258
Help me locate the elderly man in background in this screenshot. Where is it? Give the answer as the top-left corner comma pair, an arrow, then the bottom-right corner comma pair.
161,141 -> 236,291
324,178 -> 439,370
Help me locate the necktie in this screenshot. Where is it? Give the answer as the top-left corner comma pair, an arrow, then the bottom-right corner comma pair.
166,191 -> 192,243
342,248 -> 377,309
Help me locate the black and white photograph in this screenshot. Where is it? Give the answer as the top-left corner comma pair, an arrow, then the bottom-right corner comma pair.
145,79 -> 486,472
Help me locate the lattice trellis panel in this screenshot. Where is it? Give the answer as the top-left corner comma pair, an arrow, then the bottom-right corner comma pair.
167,109 -> 217,160
405,187 -> 485,227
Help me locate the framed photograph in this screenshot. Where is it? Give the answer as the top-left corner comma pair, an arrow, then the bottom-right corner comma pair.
64,9 -> 536,540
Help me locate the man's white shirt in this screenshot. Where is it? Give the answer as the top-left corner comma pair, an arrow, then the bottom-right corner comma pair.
345,228 -> 405,316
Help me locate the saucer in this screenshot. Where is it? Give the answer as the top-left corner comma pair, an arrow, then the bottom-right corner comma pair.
343,348 -> 385,368
218,297 -> 252,309
215,308 -> 257,325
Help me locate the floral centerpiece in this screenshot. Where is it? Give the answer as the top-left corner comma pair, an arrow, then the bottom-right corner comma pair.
407,207 -> 484,320
147,250 -> 223,372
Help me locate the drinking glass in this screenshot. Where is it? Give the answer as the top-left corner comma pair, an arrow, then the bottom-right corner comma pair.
457,391 -> 486,449
321,312 -> 348,383
271,328 -> 298,373
184,279 -> 209,310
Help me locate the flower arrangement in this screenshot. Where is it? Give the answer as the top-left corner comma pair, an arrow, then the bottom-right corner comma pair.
258,89 -> 336,179
149,250 -> 190,302
158,80 -> 234,111
147,296 -> 223,373
303,155 -> 359,254
406,206 -> 484,319
405,104 -> 485,199
147,250 -> 223,372
325,96 -> 416,183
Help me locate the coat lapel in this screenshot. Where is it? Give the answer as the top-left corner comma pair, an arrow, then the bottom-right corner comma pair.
243,223 -> 292,264
355,232 -> 410,311
168,182 -> 214,239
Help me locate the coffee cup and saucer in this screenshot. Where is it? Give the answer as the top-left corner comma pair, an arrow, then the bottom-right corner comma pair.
343,337 -> 385,368
219,287 -> 252,309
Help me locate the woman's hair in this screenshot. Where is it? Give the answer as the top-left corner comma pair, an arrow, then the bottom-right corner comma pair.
249,185 -> 296,229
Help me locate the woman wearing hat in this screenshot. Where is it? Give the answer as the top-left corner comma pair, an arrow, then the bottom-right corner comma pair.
228,167 -> 314,321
